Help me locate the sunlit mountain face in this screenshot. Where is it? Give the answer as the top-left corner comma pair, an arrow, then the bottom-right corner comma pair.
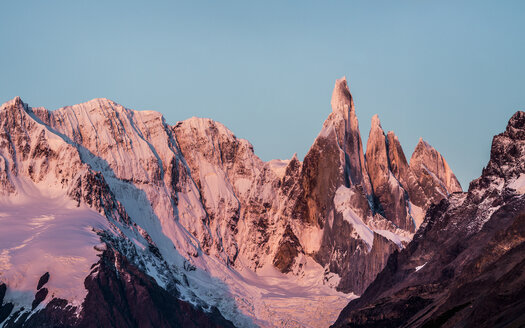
0,78 -> 468,327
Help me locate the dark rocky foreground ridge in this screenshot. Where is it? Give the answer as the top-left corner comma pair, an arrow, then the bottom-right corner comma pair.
0,248 -> 234,328
332,111 -> 525,328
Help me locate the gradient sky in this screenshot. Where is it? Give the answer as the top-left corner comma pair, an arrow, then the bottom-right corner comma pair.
1,1 -> 524,188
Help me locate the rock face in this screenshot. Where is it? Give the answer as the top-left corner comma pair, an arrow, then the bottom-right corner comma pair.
387,131 -> 428,222
293,77 -> 371,228
410,138 -> 462,205
366,115 -> 413,231
332,111 -> 525,328
0,77 -> 462,327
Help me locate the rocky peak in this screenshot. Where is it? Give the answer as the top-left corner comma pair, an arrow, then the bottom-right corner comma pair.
365,115 -> 413,231
327,77 -> 371,192
370,113 -> 381,128
45,99 -> 171,183
469,110 -> 525,196
330,76 -> 353,118
293,83 -> 408,294
173,117 -> 262,191
290,152 -> 299,162
366,115 -> 389,178
0,97 -> 32,123
173,117 -> 267,265
295,77 -> 371,227
0,96 -> 87,189
505,110 -> 525,139
386,131 -> 410,181
410,138 -> 462,200
0,96 -> 25,110
83,97 -> 117,107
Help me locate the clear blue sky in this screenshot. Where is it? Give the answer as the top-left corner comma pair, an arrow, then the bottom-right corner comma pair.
1,1 -> 524,188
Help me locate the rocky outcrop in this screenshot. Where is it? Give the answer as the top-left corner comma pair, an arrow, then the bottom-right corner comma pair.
365,116 -> 463,231
365,115 -> 413,231
330,77 -> 372,193
0,154 -> 13,194
0,284 -> 14,324
281,78 -> 381,293
387,131 -> 429,221
273,226 -> 303,273
293,77 -> 371,229
36,272 -> 50,291
409,138 -> 462,205
332,111 -> 525,328
289,79 -> 413,293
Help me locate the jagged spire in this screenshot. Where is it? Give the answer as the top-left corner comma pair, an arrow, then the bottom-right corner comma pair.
370,114 -> 383,132
330,76 -> 353,116
365,114 -> 414,231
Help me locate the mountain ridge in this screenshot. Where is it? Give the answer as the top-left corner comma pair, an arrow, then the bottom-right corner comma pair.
332,110 -> 525,328
0,78 -> 463,327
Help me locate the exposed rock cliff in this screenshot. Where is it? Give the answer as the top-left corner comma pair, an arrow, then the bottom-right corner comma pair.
365,115 -> 413,231
332,111 -> 525,328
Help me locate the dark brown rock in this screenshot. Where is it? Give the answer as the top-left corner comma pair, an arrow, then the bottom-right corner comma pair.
0,302 -> 14,325
294,134 -> 346,228
0,283 -> 5,304
37,272 -> 50,290
273,226 -> 303,273
31,288 -> 48,310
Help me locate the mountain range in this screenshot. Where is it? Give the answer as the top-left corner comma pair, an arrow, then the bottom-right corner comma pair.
0,77 -> 521,328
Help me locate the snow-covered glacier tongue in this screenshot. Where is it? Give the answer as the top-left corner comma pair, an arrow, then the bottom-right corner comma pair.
0,78 -> 461,327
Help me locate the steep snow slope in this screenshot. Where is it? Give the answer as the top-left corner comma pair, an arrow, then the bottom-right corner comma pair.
0,176 -> 111,309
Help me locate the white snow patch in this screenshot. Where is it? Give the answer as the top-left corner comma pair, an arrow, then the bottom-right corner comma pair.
267,159 -> 290,180
0,177 -> 111,308
234,178 -> 253,196
334,185 -> 374,250
409,202 -> 426,229
374,230 -> 407,249
298,226 -> 324,254
415,262 -> 427,272
508,174 -> 525,194
182,255 -> 356,328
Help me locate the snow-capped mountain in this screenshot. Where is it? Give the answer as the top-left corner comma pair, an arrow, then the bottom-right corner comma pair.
0,78 -> 460,327
332,111 -> 525,327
